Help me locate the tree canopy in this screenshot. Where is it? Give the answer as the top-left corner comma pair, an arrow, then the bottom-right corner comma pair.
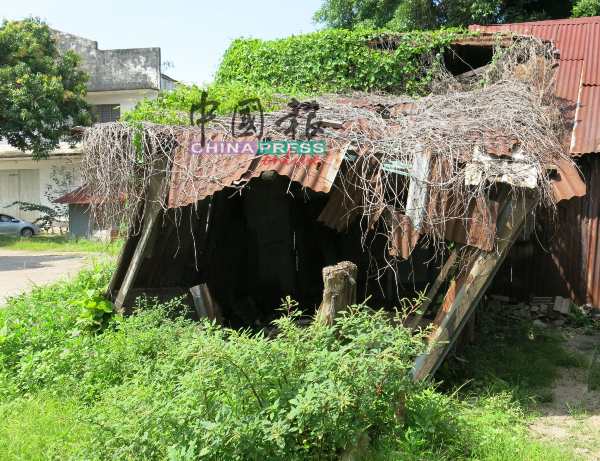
0,17 -> 93,160
313,0 -> 599,31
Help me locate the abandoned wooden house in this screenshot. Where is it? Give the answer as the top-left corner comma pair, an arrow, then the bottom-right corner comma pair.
82,33 -> 586,379
471,16 -> 600,309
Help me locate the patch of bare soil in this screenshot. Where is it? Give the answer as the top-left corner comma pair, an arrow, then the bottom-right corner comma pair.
528,332 -> 600,460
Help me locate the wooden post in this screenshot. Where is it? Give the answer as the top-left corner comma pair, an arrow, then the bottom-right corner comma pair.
316,261 -> 358,325
113,162 -> 167,314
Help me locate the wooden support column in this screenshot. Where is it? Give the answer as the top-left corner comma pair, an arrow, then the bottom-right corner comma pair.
113,164 -> 167,314
413,188 -> 539,381
317,261 -> 358,325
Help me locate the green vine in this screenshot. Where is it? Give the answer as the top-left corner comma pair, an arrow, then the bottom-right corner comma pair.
215,28 -> 474,95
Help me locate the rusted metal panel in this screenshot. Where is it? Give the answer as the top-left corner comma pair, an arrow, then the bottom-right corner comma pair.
551,157 -> 587,201
572,86 -> 600,154
583,21 -> 600,84
556,23 -> 588,60
492,155 -> 600,306
470,17 -> 600,154
168,132 -> 344,208
53,185 -> 90,204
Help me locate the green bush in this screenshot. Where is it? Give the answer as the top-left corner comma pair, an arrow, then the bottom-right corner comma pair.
80,305 -> 430,460
215,28 -> 468,95
121,81 -> 294,125
0,265 -> 433,459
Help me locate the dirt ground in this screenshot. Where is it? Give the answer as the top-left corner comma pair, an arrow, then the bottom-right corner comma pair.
529,332 -> 600,460
0,249 -> 92,305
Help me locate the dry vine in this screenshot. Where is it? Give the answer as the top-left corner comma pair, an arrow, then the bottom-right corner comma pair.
81,35 -> 576,278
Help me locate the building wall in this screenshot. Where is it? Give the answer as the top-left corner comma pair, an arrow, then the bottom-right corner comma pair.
85,89 -> 159,114
0,155 -> 83,221
492,155 -> 600,307
52,30 -> 161,92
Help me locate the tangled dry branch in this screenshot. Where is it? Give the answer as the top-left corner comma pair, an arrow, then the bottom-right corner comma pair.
81,35 -> 575,268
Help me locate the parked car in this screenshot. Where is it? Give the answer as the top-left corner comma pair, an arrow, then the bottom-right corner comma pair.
0,214 -> 41,237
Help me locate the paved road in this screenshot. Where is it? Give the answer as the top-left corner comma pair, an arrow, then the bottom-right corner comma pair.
0,250 -> 92,305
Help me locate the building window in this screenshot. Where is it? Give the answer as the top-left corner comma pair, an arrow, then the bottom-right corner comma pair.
93,104 -> 120,123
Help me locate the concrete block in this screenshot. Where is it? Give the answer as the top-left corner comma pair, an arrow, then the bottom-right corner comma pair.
553,296 -> 564,313
560,298 -> 571,315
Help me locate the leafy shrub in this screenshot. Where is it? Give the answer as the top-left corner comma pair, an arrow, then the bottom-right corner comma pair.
215,28 -> 468,95
121,81 -> 295,125
82,305 -> 430,460
74,288 -> 120,334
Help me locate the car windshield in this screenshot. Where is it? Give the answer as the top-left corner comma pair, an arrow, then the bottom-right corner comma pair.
0,215 -> 15,222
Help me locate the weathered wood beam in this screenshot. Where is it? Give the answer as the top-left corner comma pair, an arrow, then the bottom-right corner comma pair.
412,188 -> 539,381
113,164 -> 167,314
409,247 -> 460,330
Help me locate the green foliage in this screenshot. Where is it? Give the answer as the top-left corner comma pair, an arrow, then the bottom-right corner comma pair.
572,0 -> 600,17
568,309 -> 600,334
215,28 -> 466,95
312,0 -> 576,31
370,389 -> 574,460
0,396 -> 92,459
0,17 -> 93,160
80,303 -> 431,460
74,289 -> 120,334
122,81 -> 293,125
0,264 -> 588,459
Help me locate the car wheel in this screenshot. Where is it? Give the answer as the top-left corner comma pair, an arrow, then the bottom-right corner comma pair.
21,228 -> 34,238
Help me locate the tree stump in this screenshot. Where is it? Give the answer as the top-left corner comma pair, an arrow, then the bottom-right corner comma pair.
316,261 -> 358,325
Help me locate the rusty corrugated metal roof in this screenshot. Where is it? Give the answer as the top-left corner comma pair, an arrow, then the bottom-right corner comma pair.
470,16 -> 600,154
168,131 -> 344,208
54,186 -> 90,204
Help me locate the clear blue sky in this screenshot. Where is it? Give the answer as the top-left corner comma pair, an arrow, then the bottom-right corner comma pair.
2,0 -> 324,85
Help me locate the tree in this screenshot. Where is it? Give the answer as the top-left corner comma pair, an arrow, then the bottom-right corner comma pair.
0,17 -> 93,160
313,0 -> 580,31
572,0 -> 600,17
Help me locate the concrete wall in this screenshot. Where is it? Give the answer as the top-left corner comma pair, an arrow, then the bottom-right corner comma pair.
53,30 -> 161,92
85,89 -> 159,114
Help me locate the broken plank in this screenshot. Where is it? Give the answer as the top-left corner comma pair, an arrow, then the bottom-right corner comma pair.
413,188 -> 539,381
114,162 -> 167,314
405,147 -> 431,232
410,248 -> 459,330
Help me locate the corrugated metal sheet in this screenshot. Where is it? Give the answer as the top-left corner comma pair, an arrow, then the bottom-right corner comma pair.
54,186 -> 90,204
168,131 -> 344,208
572,86 -> 600,154
492,155 -> 600,306
470,16 -> 600,155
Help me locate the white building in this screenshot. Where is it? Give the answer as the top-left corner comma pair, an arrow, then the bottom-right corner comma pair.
0,30 -> 176,223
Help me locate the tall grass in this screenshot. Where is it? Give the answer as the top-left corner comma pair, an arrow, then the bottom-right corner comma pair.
0,234 -> 122,254
0,263 -> 580,460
